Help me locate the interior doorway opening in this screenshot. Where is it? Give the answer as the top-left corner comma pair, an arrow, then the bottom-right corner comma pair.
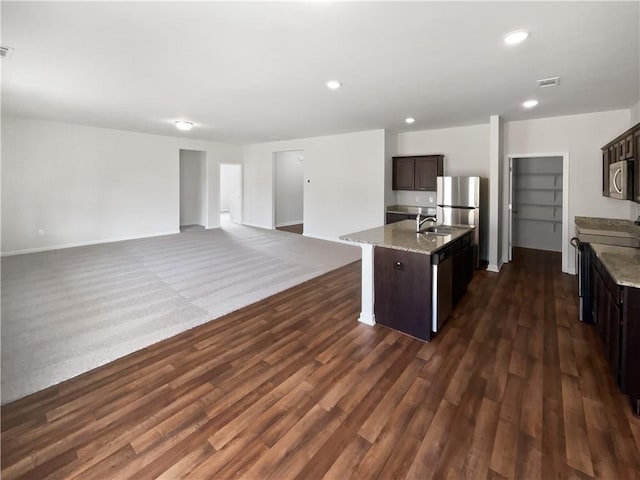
179,149 -> 207,231
219,164 -> 242,227
505,153 -> 570,272
273,150 -> 304,235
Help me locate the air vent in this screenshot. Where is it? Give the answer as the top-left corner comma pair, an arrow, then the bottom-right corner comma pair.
537,77 -> 560,88
0,46 -> 14,59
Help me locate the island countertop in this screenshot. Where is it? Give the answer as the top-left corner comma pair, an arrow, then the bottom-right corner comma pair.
339,220 -> 473,255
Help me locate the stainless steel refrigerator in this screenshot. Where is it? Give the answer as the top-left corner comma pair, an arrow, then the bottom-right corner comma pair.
436,176 -> 482,268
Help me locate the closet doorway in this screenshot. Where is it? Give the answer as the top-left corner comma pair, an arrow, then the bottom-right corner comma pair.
179,149 -> 207,230
506,153 -> 570,272
219,164 -> 242,227
273,150 -> 304,235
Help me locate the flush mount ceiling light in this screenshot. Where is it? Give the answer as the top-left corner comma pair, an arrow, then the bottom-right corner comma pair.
523,99 -> 539,109
503,30 -> 529,45
405,117 -> 416,124
326,80 -> 342,90
175,121 -> 194,131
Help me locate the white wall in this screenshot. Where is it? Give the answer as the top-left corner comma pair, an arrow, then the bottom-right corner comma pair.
274,150 -> 304,227
503,109 -> 632,272
396,124 -> 490,178
179,150 -> 206,226
630,100 -> 640,125
384,130 -> 397,207
1,116 -> 241,254
243,129 -> 385,240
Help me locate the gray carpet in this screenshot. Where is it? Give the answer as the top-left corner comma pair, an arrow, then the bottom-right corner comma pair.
1,224 -> 360,404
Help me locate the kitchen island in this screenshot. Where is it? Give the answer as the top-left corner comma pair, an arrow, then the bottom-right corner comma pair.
340,220 -> 474,341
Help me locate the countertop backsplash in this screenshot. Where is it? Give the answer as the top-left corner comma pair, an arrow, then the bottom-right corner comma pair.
396,190 -> 437,207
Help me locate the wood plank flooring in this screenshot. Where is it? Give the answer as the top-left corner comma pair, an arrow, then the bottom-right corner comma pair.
2,247 -> 640,479
275,224 -> 303,234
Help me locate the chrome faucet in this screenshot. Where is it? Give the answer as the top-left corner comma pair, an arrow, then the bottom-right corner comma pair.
416,211 -> 437,232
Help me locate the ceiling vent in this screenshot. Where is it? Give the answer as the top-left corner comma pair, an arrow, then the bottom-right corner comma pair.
537,76 -> 560,88
0,46 -> 14,59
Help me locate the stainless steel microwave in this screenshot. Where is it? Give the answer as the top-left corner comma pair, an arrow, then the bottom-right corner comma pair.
609,160 -> 634,200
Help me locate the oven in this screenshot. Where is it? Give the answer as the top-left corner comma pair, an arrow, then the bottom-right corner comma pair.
571,236 -> 592,323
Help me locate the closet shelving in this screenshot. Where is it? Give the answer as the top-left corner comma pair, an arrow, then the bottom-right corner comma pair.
512,159 -> 563,252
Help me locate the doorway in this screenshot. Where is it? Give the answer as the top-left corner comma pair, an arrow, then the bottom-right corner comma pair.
273,150 -> 304,234
505,153 -> 570,272
179,149 -> 207,230
219,164 -> 242,227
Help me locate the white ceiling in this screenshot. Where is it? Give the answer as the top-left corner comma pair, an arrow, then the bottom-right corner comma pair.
2,1 -> 639,144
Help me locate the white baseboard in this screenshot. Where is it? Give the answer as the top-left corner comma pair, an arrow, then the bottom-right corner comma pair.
1,230 -> 181,257
275,220 -> 303,228
486,263 -> 502,273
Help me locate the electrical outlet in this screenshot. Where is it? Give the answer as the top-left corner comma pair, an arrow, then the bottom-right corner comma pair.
415,196 -> 420,203
38,229 -> 45,236
429,196 -> 434,203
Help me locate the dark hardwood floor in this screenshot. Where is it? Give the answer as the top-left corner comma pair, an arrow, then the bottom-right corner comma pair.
276,223 -> 303,234
2,248 -> 640,479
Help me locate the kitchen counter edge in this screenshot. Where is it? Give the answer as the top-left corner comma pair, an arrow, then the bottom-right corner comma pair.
339,220 -> 473,255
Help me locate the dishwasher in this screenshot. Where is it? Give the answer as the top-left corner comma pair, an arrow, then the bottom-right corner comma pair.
431,245 -> 453,333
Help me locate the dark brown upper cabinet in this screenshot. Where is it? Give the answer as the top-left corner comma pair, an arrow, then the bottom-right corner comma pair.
392,155 -> 444,191
601,122 -> 640,201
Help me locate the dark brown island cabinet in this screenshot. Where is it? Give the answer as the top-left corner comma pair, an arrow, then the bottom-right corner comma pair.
585,244 -> 640,415
373,231 -> 473,341
392,155 -> 444,191
601,121 -> 640,202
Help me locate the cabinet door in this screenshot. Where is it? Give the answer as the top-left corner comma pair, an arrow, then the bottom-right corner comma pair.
602,149 -> 610,196
592,258 -> 623,383
635,131 -> 640,202
374,247 -> 432,341
414,156 -> 441,191
452,243 -> 473,305
622,287 -> 640,409
619,140 -> 627,161
625,133 -> 634,159
606,293 -> 622,383
393,157 -> 415,190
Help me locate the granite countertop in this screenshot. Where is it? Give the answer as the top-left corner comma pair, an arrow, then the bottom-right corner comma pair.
575,216 -> 640,238
386,205 -> 436,215
339,220 -> 473,255
575,216 -> 640,288
590,243 -> 640,289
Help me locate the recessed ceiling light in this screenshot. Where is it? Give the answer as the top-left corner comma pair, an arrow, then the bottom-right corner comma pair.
405,117 -> 416,124
523,99 -> 539,109
175,121 -> 194,131
503,30 -> 529,45
326,80 -> 342,90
